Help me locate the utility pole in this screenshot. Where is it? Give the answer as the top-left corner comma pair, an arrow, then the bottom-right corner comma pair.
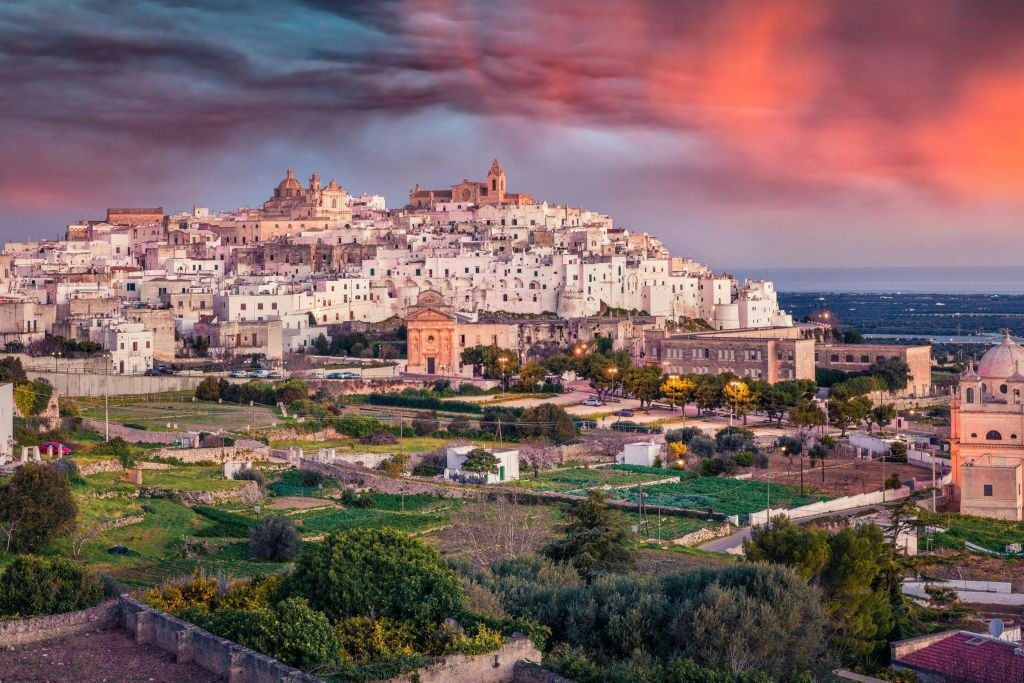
104,362 -> 109,442
799,452 -> 804,497
932,451 -> 937,512
881,452 -> 886,503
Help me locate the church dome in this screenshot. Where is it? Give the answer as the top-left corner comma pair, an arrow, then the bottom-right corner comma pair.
976,333 -> 1024,379
277,169 -> 302,192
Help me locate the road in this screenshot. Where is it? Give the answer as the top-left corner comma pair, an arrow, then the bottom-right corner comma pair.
698,502 -> 888,554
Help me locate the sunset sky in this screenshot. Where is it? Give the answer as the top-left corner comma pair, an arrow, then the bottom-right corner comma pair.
1,0 -> 1022,267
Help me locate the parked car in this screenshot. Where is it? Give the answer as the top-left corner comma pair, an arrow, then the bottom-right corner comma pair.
582,396 -> 604,407
610,420 -> 663,434
229,369 -> 247,378
574,418 -> 598,430
248,369 -> 271,379
612,408 -> 635,417
155,364 -> 174,375
39,441 -> 71,456
143,368 -> 162,376
267,370 -> 283,379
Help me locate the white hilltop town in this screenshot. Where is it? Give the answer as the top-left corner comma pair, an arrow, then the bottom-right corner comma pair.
0,160 -> 795,372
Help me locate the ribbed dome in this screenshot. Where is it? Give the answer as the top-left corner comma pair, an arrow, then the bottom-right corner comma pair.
977,333 -> 1024,379
277,169 -> 301,191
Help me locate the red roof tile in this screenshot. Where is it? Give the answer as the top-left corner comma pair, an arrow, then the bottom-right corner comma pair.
896,632 -> 1024,682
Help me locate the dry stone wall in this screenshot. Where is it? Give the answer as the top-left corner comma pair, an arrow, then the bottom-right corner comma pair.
391,636 -> 541,683
0,601 -> 120,648
148,445 -> 270,463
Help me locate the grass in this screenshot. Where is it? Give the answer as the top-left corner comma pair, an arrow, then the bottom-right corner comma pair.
621,512 -> 725,541
293,507 -> 452,535
85,465 -> 245,492
500,466 -> 680,494
924,513 -> 1024,554
611,477 -> 831,518
78,399 -> 280,433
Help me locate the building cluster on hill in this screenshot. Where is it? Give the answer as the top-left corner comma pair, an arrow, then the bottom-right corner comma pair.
0,160 -> 794,371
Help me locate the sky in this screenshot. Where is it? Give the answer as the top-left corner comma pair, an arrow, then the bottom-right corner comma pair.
1,0 -> 1023,267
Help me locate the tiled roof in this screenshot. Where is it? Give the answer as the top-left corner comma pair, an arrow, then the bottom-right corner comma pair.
895,632 -> 1024,682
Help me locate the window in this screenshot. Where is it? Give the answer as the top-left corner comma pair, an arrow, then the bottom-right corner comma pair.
830,354 -> 839,362
986,430 -> 1002,440
1001,384 -> 1008,394
984,484 -> 993,497
966,388 -> 975,403
860,355 -> 869,363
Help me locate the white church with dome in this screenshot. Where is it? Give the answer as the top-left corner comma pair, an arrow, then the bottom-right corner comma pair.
950,333 -> 1024,519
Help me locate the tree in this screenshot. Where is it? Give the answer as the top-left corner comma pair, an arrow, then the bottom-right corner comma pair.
281,528 -> 466,625
542,353 -> 571,378
776,435 -> 803,462
545,490 -> 633,580
622,366 -> 663,408
0,356 -> 27,383
660,375 -> 696,412
448,493 -> 551,569
871,358 -> 910,394
313,333 -> 330,355
693,378 -> 724,416
249,514 -> 302,561
888,440 -> 908,464
668,441 -> 688,465
724,381 -> 756,424
828,394 -> 871,436
519,361 -> 545,388
519,442 -> 559,478
518,403 -> 578,444
841,329 -> 864,344
461,447 -> 499,474
0,463 -> 77,553
194,376 -> 221,401
743,517 -> 829,581
790,401 -> 826,448
867,404 -> 896,433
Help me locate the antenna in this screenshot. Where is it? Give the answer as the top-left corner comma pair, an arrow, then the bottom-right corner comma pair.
989,618 -> 1005,639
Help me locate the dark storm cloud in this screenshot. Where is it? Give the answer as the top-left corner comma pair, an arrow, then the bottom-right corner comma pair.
1,0 -> 1023,264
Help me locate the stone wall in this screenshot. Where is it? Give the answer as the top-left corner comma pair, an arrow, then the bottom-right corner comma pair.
97,514 -> 145,532
391,636 -> 541,683
81,418 -> 184,444
119,595 -> 320,683
513,661 -> 576,683
0,600 -> 120,648
148,445 -> 270,464
79,459 -> 123,475
670,523 -> 733,547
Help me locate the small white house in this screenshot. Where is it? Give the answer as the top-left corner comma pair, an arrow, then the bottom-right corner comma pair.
617,441 -> 663,467
444,445 -> 519,484
849,431 -> 902,457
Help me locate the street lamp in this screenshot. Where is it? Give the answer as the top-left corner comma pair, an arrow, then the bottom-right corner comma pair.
606,365 -> 618,398
727,379 -> 741,426
498,355 -> 510,391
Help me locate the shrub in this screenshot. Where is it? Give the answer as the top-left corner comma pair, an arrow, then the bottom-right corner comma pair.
0,462 -> 77,553
332,414 -> 388,438
884,473 -> 902,490
233,468 -> 266,486
194,376 -> 221,401
366,392 -> 482,414
359,430 -> 399,445
249,514 -> 302,561
300,470 -> 325,488
665,427 -> 704,444
335,615 -> 417,667
0,557 -> 103,618
888,441 -> 908,464
698,456 -> 731,477
187,597 -> 339,672
733,451 -> 754,467
280,528 -> 467,625
688,435 -> 716,458
411,412 -> 439,436
340,488 -> 374,508
51,457 -> 79,479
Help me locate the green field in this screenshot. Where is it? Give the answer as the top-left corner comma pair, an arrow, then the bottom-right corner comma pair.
502,466 -> 680,494
78,398 -> 279,433
621,512 -> 725,541
293,505 -> 453,536
611,478 -> 831,518
86,465 -> 247,492
923,514 -> 1024,554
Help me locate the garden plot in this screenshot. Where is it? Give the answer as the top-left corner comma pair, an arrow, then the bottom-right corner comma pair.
923,514 -> 1024,555
611,477 -> 831,518
503,466 -> 681,494
621,512 -> 726,541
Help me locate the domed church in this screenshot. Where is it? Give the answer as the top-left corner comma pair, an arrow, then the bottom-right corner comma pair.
950,332 -> 1024,519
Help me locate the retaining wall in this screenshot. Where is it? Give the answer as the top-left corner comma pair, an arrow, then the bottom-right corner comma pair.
513,661 -> 576,683
391,635 -> 541,683
29,370 -> 204,398
119,596 -> 319,683
748,485 -> 913,526
0,601 -> 120,648
148,445 -> 270,463
81,419 -> 184,444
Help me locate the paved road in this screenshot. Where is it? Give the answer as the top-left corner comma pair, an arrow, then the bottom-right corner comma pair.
699,503 -> 887,554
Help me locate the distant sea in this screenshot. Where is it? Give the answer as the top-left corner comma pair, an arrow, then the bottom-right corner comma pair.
728,266 -> 1024,295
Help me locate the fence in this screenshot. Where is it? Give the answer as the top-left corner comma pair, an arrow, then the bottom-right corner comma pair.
748,485 -> 912,526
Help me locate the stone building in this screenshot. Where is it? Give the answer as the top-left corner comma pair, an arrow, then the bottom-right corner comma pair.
949,333 -> 1024,519
816,342 -> 932,397
645,327 -> 815,383
262,170 -> 352,222
409,160 -> 533,209
192,317 -> 283,361
405,291 -> 457,376
106,208 -> 164,226
124,308 -> 176,362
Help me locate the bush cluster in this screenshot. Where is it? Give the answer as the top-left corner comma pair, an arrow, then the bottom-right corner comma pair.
0,557 -> 103,619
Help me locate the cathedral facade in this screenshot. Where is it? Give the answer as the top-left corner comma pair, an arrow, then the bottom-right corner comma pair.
262,170 -> 352,223
409,160 -> 534,209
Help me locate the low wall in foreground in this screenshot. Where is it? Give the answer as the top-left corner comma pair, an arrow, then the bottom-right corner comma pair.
747,485 -> 912,526
0,601 -> 120,648
392,636 -> 541,683
119,595 -> 320,683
